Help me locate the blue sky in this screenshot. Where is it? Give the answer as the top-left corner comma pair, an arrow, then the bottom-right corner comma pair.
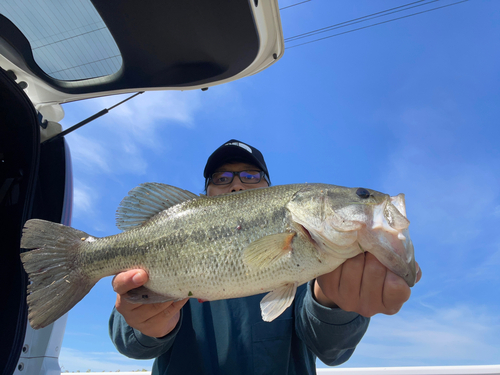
56,0 -> 499,372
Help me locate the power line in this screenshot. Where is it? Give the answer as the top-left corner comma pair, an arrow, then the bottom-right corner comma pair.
280,1 -> 312,11
286,0 -> 469,50
285,0 -> 434,42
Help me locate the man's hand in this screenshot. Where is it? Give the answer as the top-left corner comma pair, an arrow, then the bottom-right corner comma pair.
113,269 -> 188,338
314,253 -> 422,317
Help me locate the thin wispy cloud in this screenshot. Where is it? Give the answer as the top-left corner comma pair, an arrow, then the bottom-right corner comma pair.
94,90 -> 202,124
63,91 -> 207,177
72,179 -> 113,233
379,105 -> 500,294
381,106 -> 500,247
494,206 -> 500,217
62,90 -> 208,224
337,305 -> 500,367
66,133 -> 111,174
72,180 -> 97,218
78,91 -> 202,149
384,150 -> 498,247
468,247 -> 500,283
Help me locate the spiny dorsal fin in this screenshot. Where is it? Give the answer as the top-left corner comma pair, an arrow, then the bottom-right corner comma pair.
116,183 -> 198,231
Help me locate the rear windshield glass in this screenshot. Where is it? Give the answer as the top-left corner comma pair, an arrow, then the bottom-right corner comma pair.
0,0 -> 122,81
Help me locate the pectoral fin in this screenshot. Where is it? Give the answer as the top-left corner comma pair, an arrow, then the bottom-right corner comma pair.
124,286 -> 181,304
260,282 -> 298,322
243,232 -> 296,268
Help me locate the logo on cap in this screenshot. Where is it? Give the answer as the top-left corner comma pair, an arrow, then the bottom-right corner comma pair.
225,141 -> 252,153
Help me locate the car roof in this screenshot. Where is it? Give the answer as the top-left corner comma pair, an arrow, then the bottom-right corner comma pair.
0,0 -> 283,118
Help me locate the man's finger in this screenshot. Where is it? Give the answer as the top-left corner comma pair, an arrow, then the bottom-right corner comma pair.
382,270 -> 411,314
356,253 -> 386,316
129,299 -> 189,337
149,298 -> 189,319
112,269 -> 148,295
336,253 -> 365,310
120,300 -> 174,324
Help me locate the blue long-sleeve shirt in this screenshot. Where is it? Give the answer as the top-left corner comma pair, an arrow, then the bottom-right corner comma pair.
109,281 -> 369,375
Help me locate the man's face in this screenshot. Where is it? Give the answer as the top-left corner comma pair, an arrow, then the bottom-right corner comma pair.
207,162 -> 269,197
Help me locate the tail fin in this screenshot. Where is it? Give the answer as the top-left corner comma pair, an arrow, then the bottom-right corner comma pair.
20,219 -> 96,329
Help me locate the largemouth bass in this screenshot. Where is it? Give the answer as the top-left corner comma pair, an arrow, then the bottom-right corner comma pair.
20,182 -> 416,329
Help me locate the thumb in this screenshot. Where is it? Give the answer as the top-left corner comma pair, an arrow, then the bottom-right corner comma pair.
112,269 -> 148,295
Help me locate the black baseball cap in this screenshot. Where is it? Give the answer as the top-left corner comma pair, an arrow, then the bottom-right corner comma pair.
204,139 -> 270,185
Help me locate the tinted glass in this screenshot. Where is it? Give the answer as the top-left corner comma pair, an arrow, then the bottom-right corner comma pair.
0,0 -> 122,81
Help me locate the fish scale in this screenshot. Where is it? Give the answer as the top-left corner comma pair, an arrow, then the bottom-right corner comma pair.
20,182 -> 416,329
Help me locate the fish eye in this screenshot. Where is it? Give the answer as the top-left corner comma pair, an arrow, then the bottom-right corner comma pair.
356,188 -> 370,199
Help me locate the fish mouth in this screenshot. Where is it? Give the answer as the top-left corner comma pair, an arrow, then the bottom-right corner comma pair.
359,194 -> 417,287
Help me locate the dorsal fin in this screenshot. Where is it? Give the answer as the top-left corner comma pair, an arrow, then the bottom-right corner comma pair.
116,183 -> 198,231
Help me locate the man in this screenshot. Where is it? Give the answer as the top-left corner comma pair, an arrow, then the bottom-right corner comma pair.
109,139 -> 421,374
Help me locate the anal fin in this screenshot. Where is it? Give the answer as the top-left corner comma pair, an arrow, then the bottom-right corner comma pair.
260,282 -> 298,322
